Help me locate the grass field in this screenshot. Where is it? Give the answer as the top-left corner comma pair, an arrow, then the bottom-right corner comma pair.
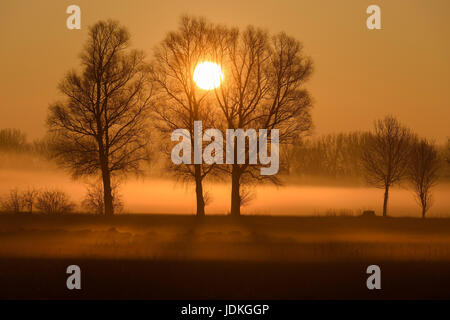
1,214 -> 450,299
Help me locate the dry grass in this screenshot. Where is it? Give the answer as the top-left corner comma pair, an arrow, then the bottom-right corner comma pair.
1,214 -> 450,262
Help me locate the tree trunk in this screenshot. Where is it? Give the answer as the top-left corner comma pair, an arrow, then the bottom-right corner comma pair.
230,164 -> 241,217
382,185 -> 390,217
96,115 -> 113,216
194,164 -> 205,217
100,157 -> 114,216
421,197 -> 426,219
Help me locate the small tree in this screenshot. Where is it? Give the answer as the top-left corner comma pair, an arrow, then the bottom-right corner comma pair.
361,116 -> 413,217
407,138 -> 441,218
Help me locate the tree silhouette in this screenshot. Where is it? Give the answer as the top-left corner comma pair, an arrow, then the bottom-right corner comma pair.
407,138 -> 441,218
1,188 -> 24,213
212,26 -> 313,216
47,20 -> 152,215
362,115 -> 413,217
150,16 -> 220,217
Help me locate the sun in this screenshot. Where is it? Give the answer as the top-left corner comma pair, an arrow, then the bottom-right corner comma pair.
193,62 -> 224,90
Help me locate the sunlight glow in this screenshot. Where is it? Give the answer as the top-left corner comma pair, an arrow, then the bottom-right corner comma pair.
193,62 -> 224,90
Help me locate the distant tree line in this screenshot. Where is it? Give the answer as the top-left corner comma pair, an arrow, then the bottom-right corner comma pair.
0,128 -> 52,158
289,131 -> 449,183
289,132 -> 370,180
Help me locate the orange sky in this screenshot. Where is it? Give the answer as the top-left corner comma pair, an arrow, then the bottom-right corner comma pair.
0,0 -> 449,142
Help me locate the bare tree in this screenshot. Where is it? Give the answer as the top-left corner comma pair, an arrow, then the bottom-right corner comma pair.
407,138 -> 441,218
212,26 -> 313,216
1,188 -> 24,213
361,116 -> 413,217
47,20 -> 153,216
150,16 -> 220,217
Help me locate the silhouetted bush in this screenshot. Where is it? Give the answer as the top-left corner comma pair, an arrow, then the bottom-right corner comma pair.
0,187 -> 39,214
362,210 -> 376,217
36,190 -> 75,215
82,182 -> 123,215
239,187 -> 255,208
0,188 -> 25,213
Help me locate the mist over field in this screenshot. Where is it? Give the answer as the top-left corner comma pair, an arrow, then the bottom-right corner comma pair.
1,156 -> 449,217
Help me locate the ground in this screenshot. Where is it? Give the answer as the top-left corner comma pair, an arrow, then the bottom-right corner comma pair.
1,214 -> 450,299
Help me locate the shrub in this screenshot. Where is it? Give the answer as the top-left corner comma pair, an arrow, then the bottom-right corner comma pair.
82,182 -> 123,215
36,190 -> 75,214
0,188 -> 25,213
